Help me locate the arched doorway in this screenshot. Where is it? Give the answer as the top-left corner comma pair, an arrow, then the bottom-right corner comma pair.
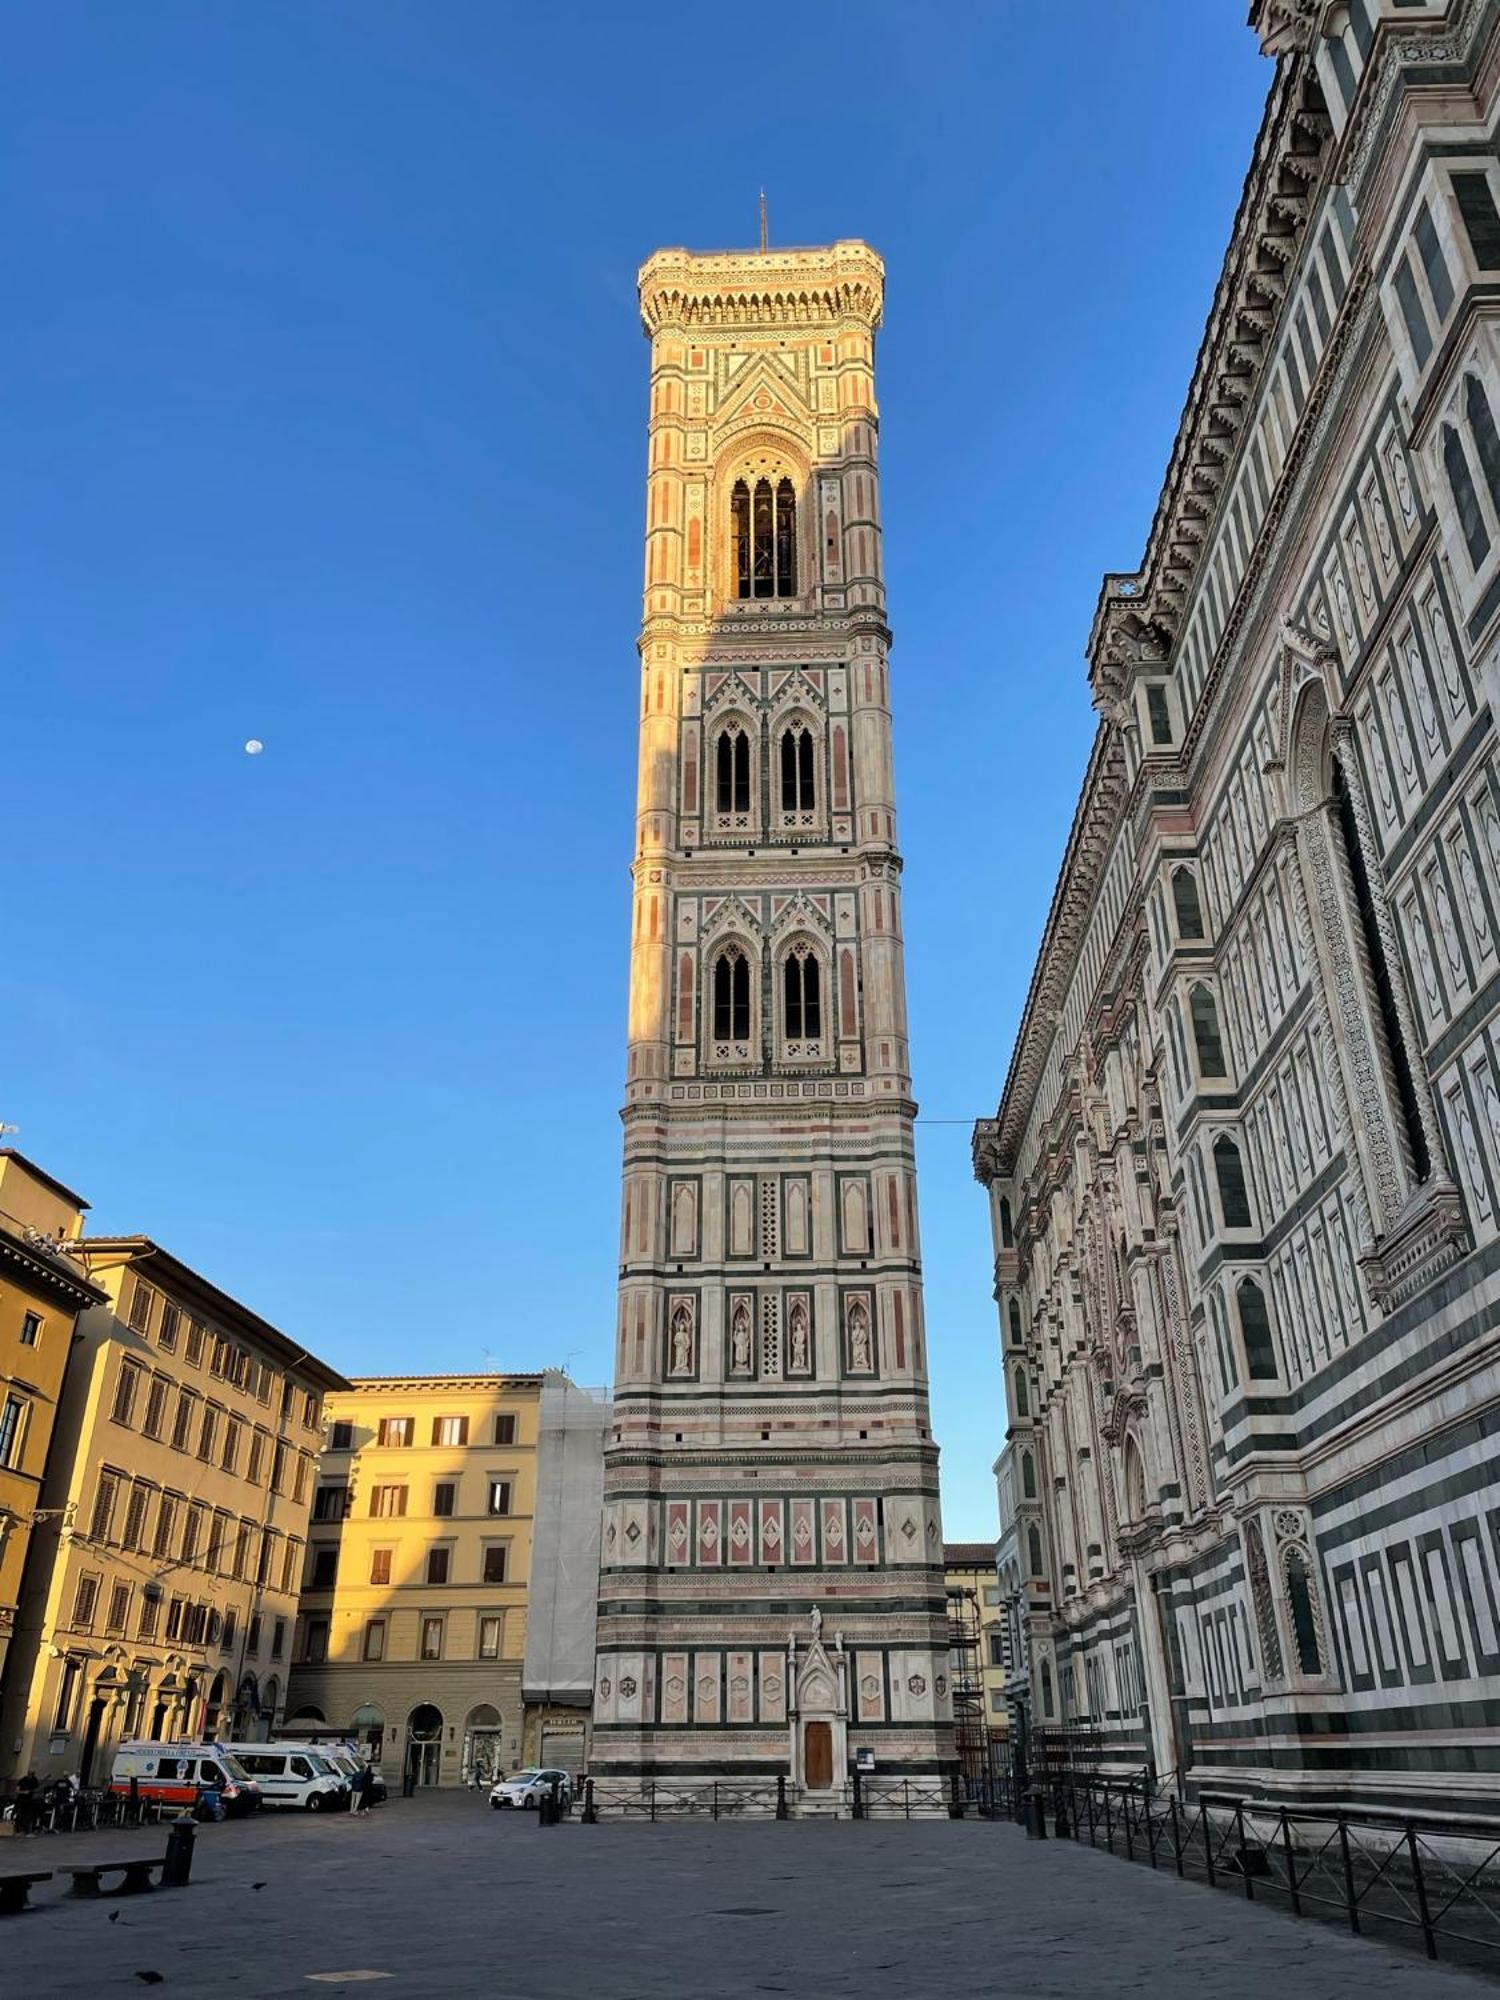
405,1703 -> 443,1790
287,1705 -> 325,1726
203,1671 -> 229,1740
461,1705 -> 503,1787
351,1702 -> 384,1766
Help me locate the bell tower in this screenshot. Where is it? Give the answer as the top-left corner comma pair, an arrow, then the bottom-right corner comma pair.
593,239 -> 954,1808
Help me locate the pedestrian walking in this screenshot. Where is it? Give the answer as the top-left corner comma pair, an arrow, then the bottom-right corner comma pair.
354,1762 -> 373,1813
13,1772 -> 38,1837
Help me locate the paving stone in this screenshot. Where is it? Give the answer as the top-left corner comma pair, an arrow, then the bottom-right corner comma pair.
2,1793 -> 1495,1996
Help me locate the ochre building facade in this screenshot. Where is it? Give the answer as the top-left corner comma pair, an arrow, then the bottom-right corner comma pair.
595,239 -> 953,1810
1,1238 -> 344,1785
285,1374 -> 547,1788
974,0 -> 1500,1819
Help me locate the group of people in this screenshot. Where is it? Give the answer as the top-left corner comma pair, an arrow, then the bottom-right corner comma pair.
7,1770 -> 82,1835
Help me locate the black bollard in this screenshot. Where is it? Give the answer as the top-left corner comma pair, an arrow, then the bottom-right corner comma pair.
1023,1789 -> 1048,1839
162,1813 -> 196,1888
581,1779 -> 597,1825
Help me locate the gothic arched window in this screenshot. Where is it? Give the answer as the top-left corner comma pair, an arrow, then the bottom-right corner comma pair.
780,727 -> 815,812
1188,983 -> 1227,1079
1021,1452 -> 1037,1500
1332,755 -> 1430,1181
715,728 -> 750,816
1012,1367 -> 1029,1420
1171,866 -> 1205,940
1213,1135 -> 1252,1229
1027,1524 -> 1044,1578
1236,1278 -> 1278,1381
732,476 -> 798,599
999,1196 -> 1014,1249
1465,373 -> 1500,515
1284,1547 -> 1323,1676
783,947 -> 822,1041
712,949 -> 750,1042
1007,1299 -> 1022,1346
1443,422 -> 1491,568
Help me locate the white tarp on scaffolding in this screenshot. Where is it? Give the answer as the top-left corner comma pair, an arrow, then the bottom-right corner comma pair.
522,1372 -> 610,1710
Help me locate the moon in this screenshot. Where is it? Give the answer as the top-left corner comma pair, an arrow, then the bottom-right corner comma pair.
244,739 -> 264,756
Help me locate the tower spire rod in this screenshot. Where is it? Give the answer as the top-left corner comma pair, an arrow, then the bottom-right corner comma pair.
759,188 -> 768,254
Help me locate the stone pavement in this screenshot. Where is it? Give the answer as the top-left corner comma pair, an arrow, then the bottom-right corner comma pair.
1,1791 -> 1496,1997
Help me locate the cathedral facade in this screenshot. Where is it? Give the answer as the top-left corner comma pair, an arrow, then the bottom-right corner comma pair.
593,241 -> 954,1805
975,0 -> 1500,1817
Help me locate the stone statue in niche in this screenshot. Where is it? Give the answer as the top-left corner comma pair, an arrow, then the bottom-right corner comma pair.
731,1300 -> 752,1374
670,1303 -> 694,1376
789,1300 -> 810,1372
847,1301 -> 872,1372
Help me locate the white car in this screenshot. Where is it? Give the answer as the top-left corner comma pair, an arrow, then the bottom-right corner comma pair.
489,1768 -> 573,1810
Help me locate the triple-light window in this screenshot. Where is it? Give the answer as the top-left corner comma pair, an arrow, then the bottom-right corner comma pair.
731,477 -> 797,599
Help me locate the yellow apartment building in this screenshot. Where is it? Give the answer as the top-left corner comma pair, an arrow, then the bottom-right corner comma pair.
286,1373 -> 571,1789
0,1153 -> 106,1685
945,1542 -> 1009,1746
0,1237 -> 346,1785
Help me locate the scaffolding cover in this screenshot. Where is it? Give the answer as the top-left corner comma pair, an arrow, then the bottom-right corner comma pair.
522,1373 -> 610,1708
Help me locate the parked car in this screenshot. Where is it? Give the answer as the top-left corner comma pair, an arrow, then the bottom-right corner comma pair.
110,1742 -> 261,1818
489,1768 -> 573,1811
233,1748 -> 348,1811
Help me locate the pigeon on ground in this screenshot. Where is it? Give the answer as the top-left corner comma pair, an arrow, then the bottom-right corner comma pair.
135,1975 -> 164,1986
108,1912 -> 120,1923
252,1881 -> 267,1891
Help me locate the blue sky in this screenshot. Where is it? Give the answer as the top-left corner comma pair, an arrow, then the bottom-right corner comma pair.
3,4 -> 1269,1536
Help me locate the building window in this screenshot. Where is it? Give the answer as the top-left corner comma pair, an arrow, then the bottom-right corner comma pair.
111,1361 -> 142,1428
420,1617 -> 444,1661
482,1546 -> 507,1585
1213,1135 -> 1253,1230
487,1479 -> 511,1516
53,1657 -> 81,1734
779,727 -> 815,812
1188,983 -> 1227,1079
1011,1368 -> 1029,1420
19,1311 -> 41,1348
1454,171 -> 1500,269
370,1548 -> 392,1586
1145,683 -> 1173,746
478,1615 -> 503,1660
71,1575 -> 99,1630
328,1420 -> 354,1451
363,1619 -> 386,1662
157,1301 -> 180,1352
170,1391 -> 195,1452
152,1494 -> 178,1561
1236,1279 -> 1278,1381
271,1618 -> 286,1661
1465,373 -> 1500,517
1171,866 -> 1204,940
1027,1524 -> 1044,1577
712,948 -> 751,1041
714,728 -> 750,815
377,1416 -> 413,1448
184,1318 -> 205,1366
1006,1300 -> 1022,1347
232,1521 -> 252,1580
1394,256 -> 1432,367
222,1607 -> 238,1651
221,1418 -> 242,1475
1331,756 -> 1430,1181
292,1454 -> 309,1504
246,1430 -> 266,1485
1021,1452 -> 1037,1501
88,1469 -> 119,1543
104,1581 -> 131,1636
1285,1548 -> 1323,1676
782,947 -> 822,1042
426,1546 -> 451,1585
197,1405 -> 220,1463
1443,423 -> 1491,568
493,1414 -> 516,1446
302,1619 -> 330,1664
432,1415 -> 468,1448
310,1546 -> 339,1589
1414,201 -> 1455,320
433,1482 -> 456,1519
312,1484 -> 349,1524
731,475 -> 797,599
120,1483 -> 149,1553
270,1440 -> 287,1493
0,1394 -> 26,1468
180,1504 -> 203,1566
127,1277 -> 155,1335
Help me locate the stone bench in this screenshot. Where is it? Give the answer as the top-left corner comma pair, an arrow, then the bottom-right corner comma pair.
65,1856 -> 166,1898
0,1871 -> 53,1916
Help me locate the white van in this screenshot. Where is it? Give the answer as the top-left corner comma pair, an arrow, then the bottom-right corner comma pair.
110,1742 -> 261,1817
273,1739 -> 387,1805
233,1747 -> 347,1811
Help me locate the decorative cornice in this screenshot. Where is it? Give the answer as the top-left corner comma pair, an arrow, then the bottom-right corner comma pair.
1249,0 -> 1325,58
638,242 -> 885,338
1087,57 -> 1332,711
